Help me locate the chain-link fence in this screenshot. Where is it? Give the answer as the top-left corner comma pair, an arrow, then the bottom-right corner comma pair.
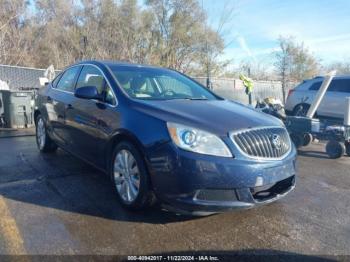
0,64 -> 297,105
194,77 -> 297,104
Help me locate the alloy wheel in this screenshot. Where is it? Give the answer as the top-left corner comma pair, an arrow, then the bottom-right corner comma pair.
113,149 -> 141,203
37,118 -> 46,150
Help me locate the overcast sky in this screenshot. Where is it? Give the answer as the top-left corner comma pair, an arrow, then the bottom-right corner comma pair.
202,0 -> 350,66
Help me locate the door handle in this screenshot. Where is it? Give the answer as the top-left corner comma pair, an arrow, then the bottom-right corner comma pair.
66,104 -> 73,110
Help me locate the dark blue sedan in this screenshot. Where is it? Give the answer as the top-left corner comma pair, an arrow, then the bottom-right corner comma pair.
34,60 -> 297,215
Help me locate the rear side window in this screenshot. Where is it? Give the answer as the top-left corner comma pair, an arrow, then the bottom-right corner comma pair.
309,81 -> 322,91
56,66 -> 80,92
309,79 -> 350,93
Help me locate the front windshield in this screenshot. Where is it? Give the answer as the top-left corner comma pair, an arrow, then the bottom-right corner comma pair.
108,65 -> 219,100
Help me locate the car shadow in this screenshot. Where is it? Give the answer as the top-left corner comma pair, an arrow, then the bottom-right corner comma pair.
0,144 -> 206,225
298,149 -> 330,159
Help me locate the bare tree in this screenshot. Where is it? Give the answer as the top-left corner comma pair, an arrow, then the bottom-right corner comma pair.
0,0 -> 30,65
200,0 -> 235,86
274,36 -> 319,102
0,0 -> 228,74
324,61 -> 350,75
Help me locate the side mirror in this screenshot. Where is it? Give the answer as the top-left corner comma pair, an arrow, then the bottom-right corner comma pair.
74,86 -> 102,100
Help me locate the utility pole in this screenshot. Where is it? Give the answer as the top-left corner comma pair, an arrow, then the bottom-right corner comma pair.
206,41 -> 211,90
202,0 -> 211,89
281,56 -> 287,103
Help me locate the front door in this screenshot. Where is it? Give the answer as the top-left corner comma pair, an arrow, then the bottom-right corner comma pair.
65,65 -> 119,168
46,66 -> 81,146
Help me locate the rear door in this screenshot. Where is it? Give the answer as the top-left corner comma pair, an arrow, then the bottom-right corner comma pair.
326,79 -> 350,119
307,79 -> 349,119
65,65 -> 118,168
45,66 -> 81,146
307,80 -> 326,115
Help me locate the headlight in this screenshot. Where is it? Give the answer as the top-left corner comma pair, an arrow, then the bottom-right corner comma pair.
167,122 -> 232,157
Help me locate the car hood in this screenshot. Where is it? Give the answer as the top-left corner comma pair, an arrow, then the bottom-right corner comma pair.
132,99 -> 284,136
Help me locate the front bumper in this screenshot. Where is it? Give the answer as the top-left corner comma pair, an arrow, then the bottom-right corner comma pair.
162,175 -> 295,216
147,142 -> 297,215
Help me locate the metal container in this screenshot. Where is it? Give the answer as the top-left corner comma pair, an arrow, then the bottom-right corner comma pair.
0,90 -> 34,128
285,116 -> 320,133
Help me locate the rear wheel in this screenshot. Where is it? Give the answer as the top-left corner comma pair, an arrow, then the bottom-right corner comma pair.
345,141 -> 350,157
303,133 -> 313,147
36,115 -> 57,153
325,140 -> 345,159
111,141 -> 155,210
290,133 -> 303,149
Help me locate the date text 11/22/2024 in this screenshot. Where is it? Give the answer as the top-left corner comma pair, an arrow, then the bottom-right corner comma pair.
127,255 -> 219,261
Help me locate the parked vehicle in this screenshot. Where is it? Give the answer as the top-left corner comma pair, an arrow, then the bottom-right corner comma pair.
285,75 -> 350,120
34,60 -> 297,215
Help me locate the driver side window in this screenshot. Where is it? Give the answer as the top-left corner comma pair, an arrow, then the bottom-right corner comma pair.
76,65 -> 105,96
76,65 -> 117,105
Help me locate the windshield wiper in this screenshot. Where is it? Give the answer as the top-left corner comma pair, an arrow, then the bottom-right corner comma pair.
160,97 -> 209,101
181,97 -> 208,100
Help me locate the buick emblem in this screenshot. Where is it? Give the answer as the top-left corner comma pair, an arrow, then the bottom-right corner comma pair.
271,134 -> 282,149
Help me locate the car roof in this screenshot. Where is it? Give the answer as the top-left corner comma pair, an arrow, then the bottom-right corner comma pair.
312,75 -> 350,81
75,60 -> 166,70
295,75 -> 350,89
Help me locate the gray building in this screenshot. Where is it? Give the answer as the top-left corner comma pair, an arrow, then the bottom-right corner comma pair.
0,64 -> 60,90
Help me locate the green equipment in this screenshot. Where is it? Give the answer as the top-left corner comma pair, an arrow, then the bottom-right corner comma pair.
239,74 -> 254,104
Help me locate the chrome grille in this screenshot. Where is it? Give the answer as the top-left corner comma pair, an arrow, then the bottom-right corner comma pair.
231,127 -> 291,159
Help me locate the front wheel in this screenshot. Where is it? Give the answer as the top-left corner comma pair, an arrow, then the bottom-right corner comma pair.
111,142 -> 155,210
36,115 -> 57,153
293,104 -> 310,117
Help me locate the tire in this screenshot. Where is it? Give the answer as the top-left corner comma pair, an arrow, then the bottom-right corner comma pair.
325,140 -> 345,159
345,141 -> 350,157
303,133 -> 313,147
293,104 -> 310,117
290,133 -> 303,149
35,115 -> 57,153
110,141 -> 155,210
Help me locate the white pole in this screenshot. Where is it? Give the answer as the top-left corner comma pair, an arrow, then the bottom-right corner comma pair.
306,70 -> 337,118
344,97 -> 350,126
